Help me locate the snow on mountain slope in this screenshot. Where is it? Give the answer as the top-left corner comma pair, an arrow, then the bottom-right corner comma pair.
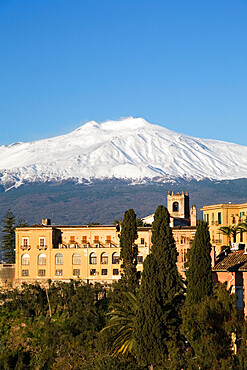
0,117 -> 247,190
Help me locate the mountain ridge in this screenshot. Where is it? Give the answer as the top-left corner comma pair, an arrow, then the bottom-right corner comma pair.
1,117 -> 247,191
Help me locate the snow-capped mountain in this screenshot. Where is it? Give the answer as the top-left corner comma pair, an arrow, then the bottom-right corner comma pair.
1,117 -> 247,190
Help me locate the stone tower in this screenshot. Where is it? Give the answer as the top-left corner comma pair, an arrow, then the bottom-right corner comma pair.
190,204 -> 197,226
167,190 -> 190,219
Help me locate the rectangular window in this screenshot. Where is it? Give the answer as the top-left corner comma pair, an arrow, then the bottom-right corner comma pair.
113,269 -> 119,275
141,238 -> 145,245
70,236 -> 75,242
218,212 -> 222,225
82,236 -> 87,242
39,237 -> 45,247
204,214 -> 209,224
101,269 -> 107,275
22,238 -> 29,247
22,269 -> 29,276
94,236 -> 99,242
38,269 -> 46,276
218,232 -> 221,243
90,269 -> 96,276
55,269 -> 63,276
212,213 -> 214,225
73,269 -> 80,276
137,255 -> 143,264
106,235 -> 111,242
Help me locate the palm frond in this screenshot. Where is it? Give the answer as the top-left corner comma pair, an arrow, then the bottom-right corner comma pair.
101,291 -> 137,356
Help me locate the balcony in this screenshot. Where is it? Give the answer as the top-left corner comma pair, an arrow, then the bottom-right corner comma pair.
37,244 -> 48,250
213,239 -> 222,244
21,245 -> 31,251
68,242 -> 80,248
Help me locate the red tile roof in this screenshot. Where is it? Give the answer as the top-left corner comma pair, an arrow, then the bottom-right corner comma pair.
213,250 -> 247,271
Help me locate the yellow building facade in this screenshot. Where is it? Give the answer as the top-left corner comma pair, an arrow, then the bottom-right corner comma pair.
15,223 -> 152,284
201,202 -> 247,254
15,191 -> 197,284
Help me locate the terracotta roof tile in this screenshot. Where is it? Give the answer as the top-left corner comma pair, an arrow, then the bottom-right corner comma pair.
213,250 -> 247,271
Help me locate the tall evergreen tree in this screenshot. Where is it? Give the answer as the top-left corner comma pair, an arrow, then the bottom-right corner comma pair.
1,210 -> 16,263
16,218 -> 28,228
134,205 -> 184,368
186,220 -> 213,304
182,284 -> 237,369
181,221 -> 236,368
120,209 -> 138,291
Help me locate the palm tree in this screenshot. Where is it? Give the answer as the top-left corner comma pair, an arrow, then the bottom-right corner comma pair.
219,225 -> 241,247
101,292 -> 137,356
113,219 -> 122,232
239,221 -> 247,233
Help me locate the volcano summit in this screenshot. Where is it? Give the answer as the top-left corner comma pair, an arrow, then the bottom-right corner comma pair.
1,117 -> 247,190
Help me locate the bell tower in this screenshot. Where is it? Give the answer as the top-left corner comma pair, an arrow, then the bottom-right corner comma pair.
167,190 -> 190,219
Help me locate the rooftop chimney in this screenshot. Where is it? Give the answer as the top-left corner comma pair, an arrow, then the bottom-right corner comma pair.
42,218 -> 51,226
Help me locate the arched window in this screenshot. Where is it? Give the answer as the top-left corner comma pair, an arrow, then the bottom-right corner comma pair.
101,252 -> 108,264
173,201 -> 179,212
112,252 -> 119,264
38,253 -> 46,265
137,252 -> 143,264
72,253 -> 81,265
89,252 -> 97,264
21,253 -> 30,265
55,253 -> 64,265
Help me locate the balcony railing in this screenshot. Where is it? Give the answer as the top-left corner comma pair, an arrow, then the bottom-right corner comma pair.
37,245 -> 48,250
21,245 -> 31,251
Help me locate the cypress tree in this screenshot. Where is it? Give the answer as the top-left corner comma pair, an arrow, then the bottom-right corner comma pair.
134,205 -> 183,368
1,210 -> 16,263
120,209 -> 138,292
181,221 -> 224,368
16,218 -> 28,228
186,220 -> 213,304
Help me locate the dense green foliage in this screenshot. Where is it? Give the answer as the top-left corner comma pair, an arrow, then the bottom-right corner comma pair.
102,291 -> 137,356
219,225 -> 241,246
182,284 -> 238,369
120,209 -> 138,291
1,210 -> 16,263
182,220 -> 239,368
0,281 -> 142,369
1,211 -> 28,263
186,220 -> 213,304
1,206 -> 247,369
134,205 -> 184,368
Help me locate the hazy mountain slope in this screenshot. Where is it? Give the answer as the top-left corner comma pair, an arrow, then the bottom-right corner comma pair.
1,179 -> 247,226
1,117 -> 247,190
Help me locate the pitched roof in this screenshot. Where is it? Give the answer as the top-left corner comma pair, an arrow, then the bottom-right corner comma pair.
213,250 -> 247,271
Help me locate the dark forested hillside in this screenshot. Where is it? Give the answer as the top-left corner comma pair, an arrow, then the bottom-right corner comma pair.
0,178 -> 247,227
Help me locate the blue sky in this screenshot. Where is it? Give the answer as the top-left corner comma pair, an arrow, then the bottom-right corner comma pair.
0,0 -> 247,146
